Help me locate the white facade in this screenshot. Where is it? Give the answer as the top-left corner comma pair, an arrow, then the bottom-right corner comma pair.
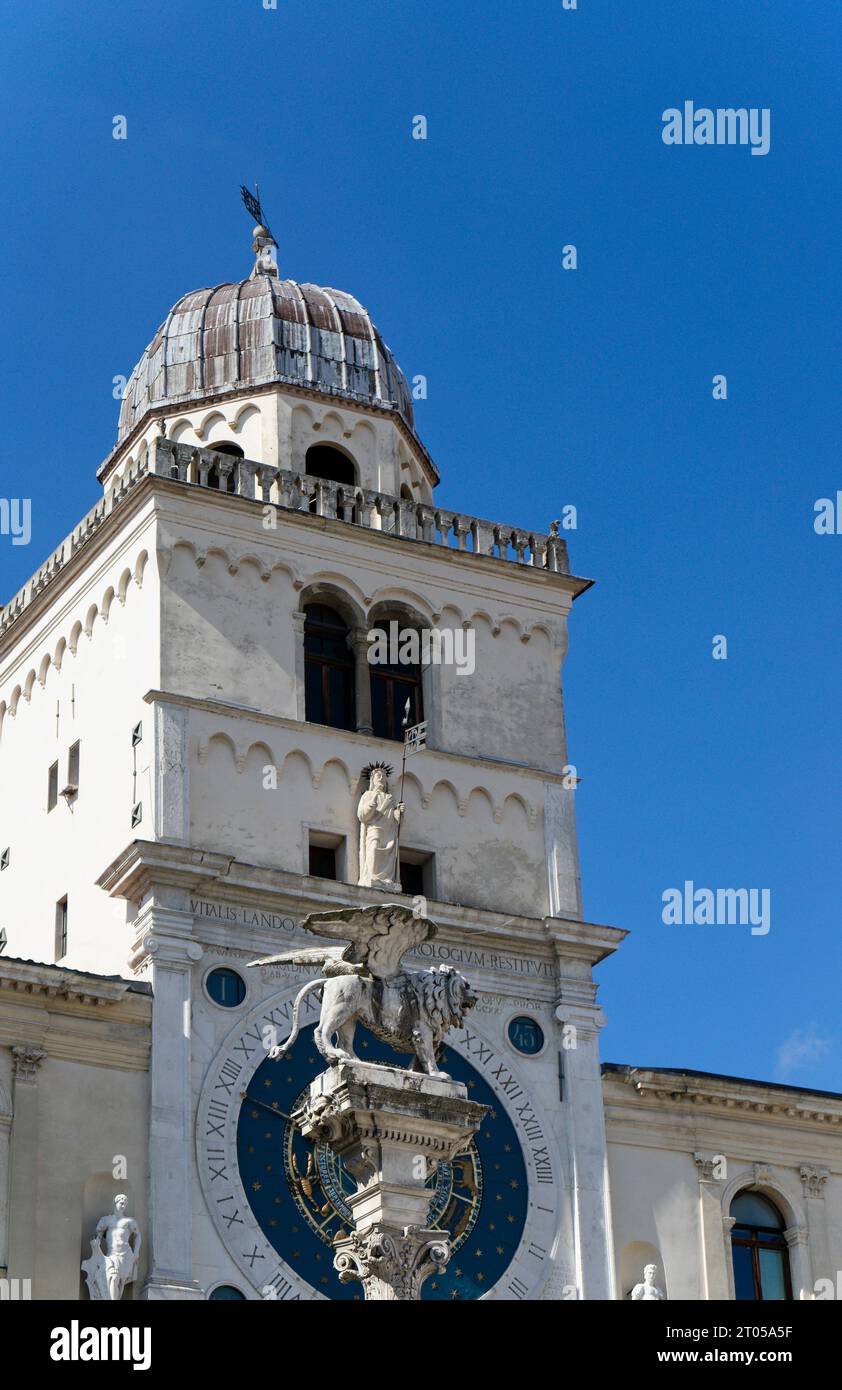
0,242 -> 839,1301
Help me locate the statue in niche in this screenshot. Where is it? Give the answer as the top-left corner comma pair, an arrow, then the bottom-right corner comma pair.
630,1263 -> 667,1300
357,762 -> 404,891
81,1194 -> 142,1301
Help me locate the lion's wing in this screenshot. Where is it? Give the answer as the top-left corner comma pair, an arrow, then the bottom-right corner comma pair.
247,946 -> 345,969
301,905 -> 436,980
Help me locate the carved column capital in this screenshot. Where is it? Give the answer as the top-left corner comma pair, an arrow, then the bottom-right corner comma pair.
12,1044 -> 46,1083
333,1225 -> 450,1301
553,1001 -> 605,1043
800,1165 -> 830,1200
784,1226 -> 810,1250
130,907 -> 201,972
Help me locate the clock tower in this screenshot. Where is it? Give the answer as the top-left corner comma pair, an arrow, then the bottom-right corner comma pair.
0,219 -> 624,1300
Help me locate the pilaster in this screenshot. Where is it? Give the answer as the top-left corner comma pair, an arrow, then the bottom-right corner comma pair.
134,907 -> 203,1300
694,1152 -> 731,1299
544,782 -> 583,919
546,916 -> 625,1301
800,1165 -> 830,1293
154,702 -> 190,844
7,1043 -> 46,1285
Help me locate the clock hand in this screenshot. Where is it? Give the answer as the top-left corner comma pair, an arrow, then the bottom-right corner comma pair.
245,1093 -> 293,1122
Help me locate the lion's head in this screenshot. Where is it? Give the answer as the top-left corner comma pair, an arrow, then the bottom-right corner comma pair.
416,965 -> 478,1036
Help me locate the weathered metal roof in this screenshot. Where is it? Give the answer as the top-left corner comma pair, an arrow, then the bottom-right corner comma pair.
117,275 -> 415,441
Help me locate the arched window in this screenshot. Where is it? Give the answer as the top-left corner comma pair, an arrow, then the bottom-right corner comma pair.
305,446 -> 357,521
207,442 -> 243,493
305,445 -> 356,486
369,614 -> 424,742
304,604 -> 355,731
730,1192 -> 792,1300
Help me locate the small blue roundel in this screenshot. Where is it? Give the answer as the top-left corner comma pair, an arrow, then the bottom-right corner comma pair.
206,968 -> 246,1008
507,1016 -> 544,1056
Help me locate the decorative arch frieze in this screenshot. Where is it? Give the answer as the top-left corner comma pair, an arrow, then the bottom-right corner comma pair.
194,733 -> 539,826
0,545 -> 150,736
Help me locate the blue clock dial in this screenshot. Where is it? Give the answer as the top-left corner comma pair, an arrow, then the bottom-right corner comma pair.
237,1023 -> 528,1300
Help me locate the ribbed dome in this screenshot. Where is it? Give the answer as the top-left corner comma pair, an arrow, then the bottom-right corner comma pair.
117,274 -> 414,442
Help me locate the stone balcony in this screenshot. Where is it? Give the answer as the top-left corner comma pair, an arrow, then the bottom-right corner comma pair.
0,439 -> 571,638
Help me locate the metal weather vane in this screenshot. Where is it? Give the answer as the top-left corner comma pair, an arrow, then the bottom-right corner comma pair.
241,182 -> 279,276
240,182 -> 273,240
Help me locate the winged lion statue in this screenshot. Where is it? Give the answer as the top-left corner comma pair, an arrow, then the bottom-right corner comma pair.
249,905 -> 477,1078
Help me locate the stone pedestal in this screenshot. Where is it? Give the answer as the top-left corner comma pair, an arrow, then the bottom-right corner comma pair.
294,1060 -> 487,1301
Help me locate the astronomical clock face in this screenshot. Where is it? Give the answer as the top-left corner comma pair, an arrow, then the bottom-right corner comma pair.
197,984 -> 560,1301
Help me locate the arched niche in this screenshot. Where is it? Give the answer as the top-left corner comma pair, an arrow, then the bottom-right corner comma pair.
620,1241 -> 667,1300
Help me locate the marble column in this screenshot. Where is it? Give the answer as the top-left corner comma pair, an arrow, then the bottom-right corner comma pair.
349,628 -> 374,734
134,907 -> 203,1300
6,1044 -> 45,1284
296,1060 -> 487,1300
292,610 -> 307,722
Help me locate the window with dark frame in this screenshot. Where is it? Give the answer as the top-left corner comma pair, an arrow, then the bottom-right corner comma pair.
308,843 -> 338,880
730,1192 -> 792,1301
370,620 -> 423,742
55,896 -> 68,961
48,761 -> 59,811
398,858 -> 425,897
304,604 -> 356,731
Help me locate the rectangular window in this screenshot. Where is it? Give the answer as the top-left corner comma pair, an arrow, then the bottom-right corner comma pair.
48,762 -> 59,812
399,851 -> 433,899
55,896 -> 68,961
309,843 -> 338,880
308,831 -> 345,881
67,740 -> 80,790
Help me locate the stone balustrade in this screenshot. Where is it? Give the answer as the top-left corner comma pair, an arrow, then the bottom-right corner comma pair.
0,439 -> 569,636
154,438 -> 569,574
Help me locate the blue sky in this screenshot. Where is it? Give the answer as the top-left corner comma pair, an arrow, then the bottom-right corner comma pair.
1,1 -> 839,1091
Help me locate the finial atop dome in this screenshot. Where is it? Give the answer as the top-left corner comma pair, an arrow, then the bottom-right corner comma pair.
240,182 -> 279,278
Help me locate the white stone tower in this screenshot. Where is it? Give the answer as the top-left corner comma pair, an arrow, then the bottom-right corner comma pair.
0,221 -> 624,1300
